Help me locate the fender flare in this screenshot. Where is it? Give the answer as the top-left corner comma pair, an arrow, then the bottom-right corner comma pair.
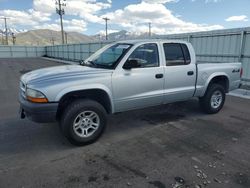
55,84 -> 114,113
201,72 -> 229,96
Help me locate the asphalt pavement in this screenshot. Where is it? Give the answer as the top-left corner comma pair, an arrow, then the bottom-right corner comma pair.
0,58 -> 249,188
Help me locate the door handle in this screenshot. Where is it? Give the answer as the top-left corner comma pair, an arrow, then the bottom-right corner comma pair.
187,71 -> 194,76
155,74 -> 163,79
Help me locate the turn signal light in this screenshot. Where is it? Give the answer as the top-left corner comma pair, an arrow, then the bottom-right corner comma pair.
27,96 -> 48,103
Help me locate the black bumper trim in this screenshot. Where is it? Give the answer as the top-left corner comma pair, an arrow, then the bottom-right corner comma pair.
19,95 -> 58,123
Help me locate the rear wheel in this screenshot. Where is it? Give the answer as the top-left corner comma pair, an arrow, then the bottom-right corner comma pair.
60,99 -> 107,146
199,84 -> 226,114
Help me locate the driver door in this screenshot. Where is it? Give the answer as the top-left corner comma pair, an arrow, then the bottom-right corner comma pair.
112,43 -> 164,112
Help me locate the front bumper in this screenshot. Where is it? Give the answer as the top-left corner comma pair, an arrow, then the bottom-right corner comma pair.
19,95 -> 58,123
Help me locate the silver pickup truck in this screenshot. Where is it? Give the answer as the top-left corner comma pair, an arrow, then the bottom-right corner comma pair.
19,40 -> 242,145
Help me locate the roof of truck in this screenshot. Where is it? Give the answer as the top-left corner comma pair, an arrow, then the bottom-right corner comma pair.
117,39 -> 189,44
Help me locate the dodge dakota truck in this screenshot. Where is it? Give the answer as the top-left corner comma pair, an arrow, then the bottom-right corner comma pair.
19,40 -> 242,145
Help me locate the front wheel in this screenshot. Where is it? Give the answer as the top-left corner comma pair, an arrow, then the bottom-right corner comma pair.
199,84 -> 226,114
60,99 -> 107,146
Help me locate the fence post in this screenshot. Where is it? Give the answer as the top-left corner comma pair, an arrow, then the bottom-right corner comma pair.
25,46 -> 28,57
187,35 -> 192,43
238,30 -> 246,62
80,44 -> 83,60
74,44 -> 76,60
67,45 -> 69,60
57,45 -> 59,59
10,46 -> 13,57
88,43 -> 91,58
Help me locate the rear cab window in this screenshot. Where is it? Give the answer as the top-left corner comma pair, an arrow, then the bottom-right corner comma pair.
163,43 -> 191,66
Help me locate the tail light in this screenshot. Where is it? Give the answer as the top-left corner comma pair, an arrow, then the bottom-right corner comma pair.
240,68 -> 243,78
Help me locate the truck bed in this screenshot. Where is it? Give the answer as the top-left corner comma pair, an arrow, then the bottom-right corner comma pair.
194,62 -> 241,97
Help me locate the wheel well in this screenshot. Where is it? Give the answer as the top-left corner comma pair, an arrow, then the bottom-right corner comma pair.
208,76 -> 229,93
56,89 -> 112,120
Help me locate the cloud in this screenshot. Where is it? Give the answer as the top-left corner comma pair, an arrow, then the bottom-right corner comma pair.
0,0 -> 226,35
225,15 -> 248,22
0,0 -> 112,32
33,0 -> 55,13
191,0 -> 222,2
143,0 -> 179,3
33,0 -> 111,23
34,19 -> 87,32
65,0 -> 111,23
0,9 -> 51,26
98,29 -> 119,35
205,0 -> 221,3
102,2 -> 223,35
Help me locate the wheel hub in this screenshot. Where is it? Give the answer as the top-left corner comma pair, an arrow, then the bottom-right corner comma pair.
211,90 -> 223,109
81,118 -> 91,128
73,111 -> 100,138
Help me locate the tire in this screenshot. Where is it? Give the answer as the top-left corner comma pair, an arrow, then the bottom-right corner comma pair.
60,99 -> 107,146
199,84 -> 226,114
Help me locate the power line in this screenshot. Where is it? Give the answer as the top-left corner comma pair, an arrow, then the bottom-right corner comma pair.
103,17 -> 110,40
0,17 -> 10,45
56,0 -> 66,44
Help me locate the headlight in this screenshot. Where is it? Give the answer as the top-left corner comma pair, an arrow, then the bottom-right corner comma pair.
26,88 -> 48,103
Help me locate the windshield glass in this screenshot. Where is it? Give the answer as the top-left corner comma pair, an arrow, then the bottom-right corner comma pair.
85,43 -> 133,69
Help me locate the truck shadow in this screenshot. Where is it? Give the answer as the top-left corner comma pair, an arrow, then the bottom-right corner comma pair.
103,99 -> 202,140
0,99 -> 202,155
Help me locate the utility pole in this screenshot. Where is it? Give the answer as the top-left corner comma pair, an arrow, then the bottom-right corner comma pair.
0,17 -> 10,45
50,31 -> 55,45
50,37 -> 55,45
65,32 -> 68,44
103,17 -> 110,40
1,33 -> 3,44
148,22 -> 152,37
11,32 -> 16,45
1,31 -> 4,44
56,0 -> 66,44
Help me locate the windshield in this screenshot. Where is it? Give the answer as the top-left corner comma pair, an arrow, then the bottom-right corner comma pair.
84,43 -> 133,69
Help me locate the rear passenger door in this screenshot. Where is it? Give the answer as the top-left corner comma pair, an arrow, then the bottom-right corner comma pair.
163,43 -> 196,103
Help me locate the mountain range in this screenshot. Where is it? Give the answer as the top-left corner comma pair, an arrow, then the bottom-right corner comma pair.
0,29 -> 95,46
0,29 -> 153,46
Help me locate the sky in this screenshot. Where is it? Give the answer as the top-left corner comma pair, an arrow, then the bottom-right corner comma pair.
0,0 -> 249,36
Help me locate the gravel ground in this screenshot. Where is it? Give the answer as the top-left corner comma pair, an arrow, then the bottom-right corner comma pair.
0,58 -> 249,188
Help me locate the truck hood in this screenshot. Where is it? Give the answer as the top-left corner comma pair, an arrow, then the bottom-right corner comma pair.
21,65 -> 113,84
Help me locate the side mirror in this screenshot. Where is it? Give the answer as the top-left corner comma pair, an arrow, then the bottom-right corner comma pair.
123,59 -> 141,70
79,60 -> 85,65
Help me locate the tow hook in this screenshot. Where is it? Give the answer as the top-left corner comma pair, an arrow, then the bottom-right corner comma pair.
20,109 -> 26,119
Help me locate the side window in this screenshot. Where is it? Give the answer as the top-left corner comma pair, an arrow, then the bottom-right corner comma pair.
163,43 -> 191,66
128,43 -> 159,68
